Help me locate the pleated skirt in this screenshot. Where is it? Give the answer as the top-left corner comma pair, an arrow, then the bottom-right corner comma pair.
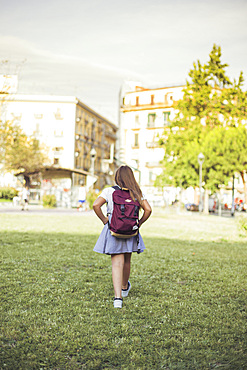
93,221 -> 146,255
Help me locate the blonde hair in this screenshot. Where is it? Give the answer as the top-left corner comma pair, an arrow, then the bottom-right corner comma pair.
115,165 -> 142,205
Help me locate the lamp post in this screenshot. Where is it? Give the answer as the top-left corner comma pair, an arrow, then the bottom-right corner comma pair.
90,147 -> 96,175
231,174 -> 235,217
198,152 -> 205,212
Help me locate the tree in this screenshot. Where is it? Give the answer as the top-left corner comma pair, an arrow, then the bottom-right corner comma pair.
201,126 -> 247,193
156,126 -> 202,188
0,119 -> 48,186
157,44 -> 247,197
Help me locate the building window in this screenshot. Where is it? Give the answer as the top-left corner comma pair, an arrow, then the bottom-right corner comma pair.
163,112 -> 171,125
151,95 -> 154,105
54,158 -> 59,165
147,113 -> 156,127
135,115 -> 140,128
136,96 -> 139,106
34,123 -> 41,137
54,108 -> 63,120
133,133 -> 139,148
165,94 -> 173,104
34,113 -> 43,119
54,129 -> 63,137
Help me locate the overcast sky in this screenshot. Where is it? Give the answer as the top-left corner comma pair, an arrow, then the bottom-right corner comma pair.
0,0 -> 247,123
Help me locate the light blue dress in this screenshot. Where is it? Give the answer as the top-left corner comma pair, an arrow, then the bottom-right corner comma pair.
93,187 -> 146,255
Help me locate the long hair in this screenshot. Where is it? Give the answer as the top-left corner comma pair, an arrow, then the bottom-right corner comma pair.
115,165 -> 142,205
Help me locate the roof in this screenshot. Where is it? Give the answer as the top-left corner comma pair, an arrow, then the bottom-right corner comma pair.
124,85 -> 186,95
15,166 -> 97,179
0,93 -> 117,128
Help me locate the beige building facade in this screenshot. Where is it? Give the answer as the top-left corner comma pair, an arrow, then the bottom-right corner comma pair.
119,83 -> 185,203
119,83 -> 247,208
0,92 -> 117,205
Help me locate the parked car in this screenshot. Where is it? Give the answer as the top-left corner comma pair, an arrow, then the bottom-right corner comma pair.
185,203 -> 199,212
236,199 -> 247,212
208,198 -> 216,213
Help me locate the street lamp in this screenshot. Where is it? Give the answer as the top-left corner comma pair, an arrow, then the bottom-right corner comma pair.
231,174 -> 235,217
90,147 -> 97,175
198,152 -> 205,212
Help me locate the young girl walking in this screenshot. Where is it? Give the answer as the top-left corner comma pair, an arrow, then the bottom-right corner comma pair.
93,165 -> 152,308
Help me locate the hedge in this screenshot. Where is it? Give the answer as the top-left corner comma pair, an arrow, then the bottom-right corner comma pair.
0,187 -> 19,200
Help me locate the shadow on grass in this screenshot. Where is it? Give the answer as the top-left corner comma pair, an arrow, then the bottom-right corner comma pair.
1,231 -> 247,369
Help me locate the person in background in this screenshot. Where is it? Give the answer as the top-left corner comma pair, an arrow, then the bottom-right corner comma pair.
21,186 -> 30,211
77,184 -> 86,211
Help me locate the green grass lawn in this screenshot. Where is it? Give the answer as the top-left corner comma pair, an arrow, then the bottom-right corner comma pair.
0,210 -> 246,369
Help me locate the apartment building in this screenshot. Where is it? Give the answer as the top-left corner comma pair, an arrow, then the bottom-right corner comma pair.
119,84 -> 185,201
0,90 -> 117,202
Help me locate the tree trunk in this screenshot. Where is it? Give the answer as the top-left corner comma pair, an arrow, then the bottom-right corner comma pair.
240,171 -> 247,203
177,187 -> 182,214
218,192 -> 222,217
203,188 -> 209,214
24,175 -> 30,188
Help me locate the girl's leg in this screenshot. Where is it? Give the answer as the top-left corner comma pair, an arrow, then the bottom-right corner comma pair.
111,254 -> 124,298
122,253 -> 132,289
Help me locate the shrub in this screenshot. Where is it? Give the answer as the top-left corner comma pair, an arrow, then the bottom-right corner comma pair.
86,189 -> 98,209
0,187 -> 19,200
42,194 -> 57,208
238,215 -> 247,236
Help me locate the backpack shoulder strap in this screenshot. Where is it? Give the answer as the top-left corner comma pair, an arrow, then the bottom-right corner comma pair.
112,185 -> 130,192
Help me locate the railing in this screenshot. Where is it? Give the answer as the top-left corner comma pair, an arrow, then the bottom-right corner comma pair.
146,142 -> 161,148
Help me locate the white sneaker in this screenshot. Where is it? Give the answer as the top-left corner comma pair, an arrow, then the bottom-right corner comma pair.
122,281 -> 131,298
114,298 -> 123,308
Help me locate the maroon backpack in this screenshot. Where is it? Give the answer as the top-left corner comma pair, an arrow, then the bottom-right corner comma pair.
109,186 -> 140,239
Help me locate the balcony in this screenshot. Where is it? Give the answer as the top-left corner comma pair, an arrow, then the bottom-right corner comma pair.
120,101 -> 174,112
145,161 -> 162,168
105,130 -> 117,140
146,142 -> 161,149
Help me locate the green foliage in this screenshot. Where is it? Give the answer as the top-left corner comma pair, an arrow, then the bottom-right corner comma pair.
156,126 -> 202,188
206,44 -> 231,88
158,44 -> 247,192
42,194 -> 57,208
201,125 -> 247,190
0,187 -> 18,200
238,216 -> 247,236
0,119 -> 18,164
0,212 -> 246,369
0,119 -> 48,174
86,189 -> 98,209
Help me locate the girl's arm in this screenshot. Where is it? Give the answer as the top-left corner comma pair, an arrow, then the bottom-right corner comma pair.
93,197 -> 109,225
139,199 -> 152,227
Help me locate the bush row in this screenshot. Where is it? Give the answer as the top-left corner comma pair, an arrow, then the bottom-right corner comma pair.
42,194 -> 57,208
239,216 -> 247,236
0,187 -> 99,208
0,187 -> 19,200
86,189 -> 98,209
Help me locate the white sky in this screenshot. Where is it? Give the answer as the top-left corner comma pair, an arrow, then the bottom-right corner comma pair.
0,0 -> 247,123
